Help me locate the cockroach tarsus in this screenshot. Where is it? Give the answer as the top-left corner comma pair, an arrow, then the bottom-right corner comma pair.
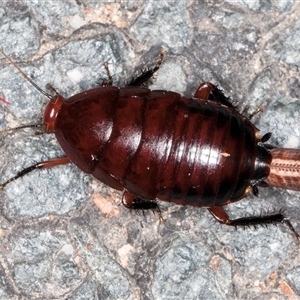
0,47 -> 300,241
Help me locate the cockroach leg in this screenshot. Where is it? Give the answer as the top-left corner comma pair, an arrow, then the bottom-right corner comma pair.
127,49 -> 166,87
252,185 -> 259,197
208,206 -> 285,226
248,105 -> 264,120
122,190 -> 164,223
194,82 -> 235,108
45,83 -> 59,95
0,157 -> 71,190
101,62 -> 113,86
283,219 -> 300,241
194,82 -> 214,100
122,190 -> 159,210
208,206 -> 300,240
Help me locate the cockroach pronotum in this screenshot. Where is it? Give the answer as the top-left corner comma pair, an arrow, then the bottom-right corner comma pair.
0,48 -> 300,240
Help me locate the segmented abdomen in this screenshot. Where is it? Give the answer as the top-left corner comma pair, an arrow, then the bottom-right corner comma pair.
55,87 -> 261,207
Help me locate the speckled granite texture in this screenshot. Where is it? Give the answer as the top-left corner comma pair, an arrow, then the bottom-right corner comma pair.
0,1 -> 300,299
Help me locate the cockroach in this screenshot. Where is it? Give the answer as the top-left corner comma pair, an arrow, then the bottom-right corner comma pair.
0,48 -> 300,240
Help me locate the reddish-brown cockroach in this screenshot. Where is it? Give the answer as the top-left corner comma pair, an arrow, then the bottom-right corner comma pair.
0,48 -> 300,240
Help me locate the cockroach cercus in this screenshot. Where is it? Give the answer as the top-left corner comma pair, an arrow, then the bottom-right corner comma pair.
0,48 -> 300,240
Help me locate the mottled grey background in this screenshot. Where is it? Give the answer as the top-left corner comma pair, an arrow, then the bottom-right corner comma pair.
0,1 -> 300,299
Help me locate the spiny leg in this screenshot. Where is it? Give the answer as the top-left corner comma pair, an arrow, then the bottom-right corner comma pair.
101,62 -> 113,86
99,50 -> 165,87
194,82 -> 235,108
122,190 -> 164,223
194,83 -> 267,121
248,105 -> 264,120
96,62 -> 114,86
208,206 -> 300,241
0,157 -> 71,189
127,49 -> 166,87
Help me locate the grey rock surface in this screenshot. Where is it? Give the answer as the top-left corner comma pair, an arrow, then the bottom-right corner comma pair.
0,1 -> 299,299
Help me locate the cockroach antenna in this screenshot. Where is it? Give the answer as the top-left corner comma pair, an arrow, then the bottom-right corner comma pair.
0,47 -> 52,100
0,47 -> 47,133
0,124 -> 42,134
